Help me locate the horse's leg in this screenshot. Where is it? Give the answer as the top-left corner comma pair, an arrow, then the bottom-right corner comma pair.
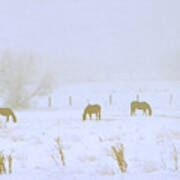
89,113 -> 92,120
142,109 -> 145,116
96,113 -> 98,120
132,109 -> 135,116
144,109 -> 147,116
6,115 -> 9,123
130,107 -> 134,116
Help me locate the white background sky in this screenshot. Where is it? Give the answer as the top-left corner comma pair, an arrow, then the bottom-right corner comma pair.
0,0 -> 180,81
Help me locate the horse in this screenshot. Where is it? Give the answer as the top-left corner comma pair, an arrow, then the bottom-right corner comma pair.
0,108 -> 17,123
82,104 -> 101,121
130,101 -> 152,116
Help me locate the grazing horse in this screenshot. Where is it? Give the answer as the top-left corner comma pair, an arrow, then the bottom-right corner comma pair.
0,108 -> 17,123
82,104 -> 101,121
130,101 -> 152,116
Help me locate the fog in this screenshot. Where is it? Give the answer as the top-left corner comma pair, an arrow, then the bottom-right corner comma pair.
0,0 -> 180,81
1,2 -> 180,179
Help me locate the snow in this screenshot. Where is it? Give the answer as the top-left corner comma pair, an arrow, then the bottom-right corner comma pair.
0,81 -> 180,179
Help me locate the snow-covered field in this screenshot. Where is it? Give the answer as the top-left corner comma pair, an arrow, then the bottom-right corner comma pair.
1,81 -> 180,180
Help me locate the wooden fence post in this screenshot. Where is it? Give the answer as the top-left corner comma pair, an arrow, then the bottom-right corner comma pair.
48,96 -> 52,108
136,94 -> 139,101
69,96 -> 72,106
109,94 -> 112,106
169,94 -> 173,107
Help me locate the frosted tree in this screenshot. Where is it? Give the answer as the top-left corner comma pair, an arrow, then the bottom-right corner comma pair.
0,51 -> 57,109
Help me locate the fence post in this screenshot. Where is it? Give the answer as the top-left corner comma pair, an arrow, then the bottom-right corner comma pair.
136,94 -> 139,101
169,94 -> 173,107
69,96 -> 72,106
109,94 -> 112,106
48,96 -> 52,108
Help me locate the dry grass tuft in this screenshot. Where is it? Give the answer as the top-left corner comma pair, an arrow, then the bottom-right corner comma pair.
112,144 -> 128,173
54,137 -> 65,166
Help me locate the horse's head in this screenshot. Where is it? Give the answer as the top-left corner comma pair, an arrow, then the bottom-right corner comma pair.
82,112 -> 86,121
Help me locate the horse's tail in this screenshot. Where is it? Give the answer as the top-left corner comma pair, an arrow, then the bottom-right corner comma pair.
147,105 -> 152,116
10,110 -> 17,123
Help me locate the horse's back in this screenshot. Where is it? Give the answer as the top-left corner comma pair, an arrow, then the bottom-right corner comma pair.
131,101 -> 151,111
0,108 -> 13,115
86,104 -> 101,112
141,102 -> 150,107
131,101 -> 150,107
131,101 -> 139,107
0,107 -> 12,112
94,104 -> 101,109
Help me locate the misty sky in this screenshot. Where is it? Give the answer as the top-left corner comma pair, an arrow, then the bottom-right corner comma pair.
0,0 -> 180,81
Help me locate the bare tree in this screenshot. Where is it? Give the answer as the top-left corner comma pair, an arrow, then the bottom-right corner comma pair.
0,51 -> 57,109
